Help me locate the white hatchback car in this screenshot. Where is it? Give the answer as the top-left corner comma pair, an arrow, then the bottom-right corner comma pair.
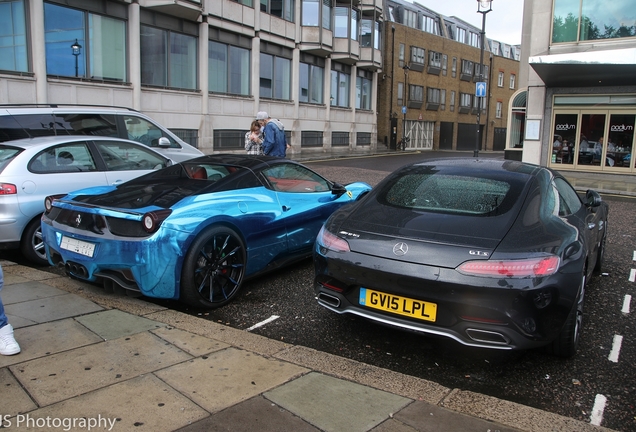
0,136 -> 172,265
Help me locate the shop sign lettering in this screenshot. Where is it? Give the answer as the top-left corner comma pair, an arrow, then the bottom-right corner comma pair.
555,123 -> 576,131
610,124 -> 634,132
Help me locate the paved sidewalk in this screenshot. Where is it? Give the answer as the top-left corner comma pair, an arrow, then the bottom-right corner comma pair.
0,260 -> 613,432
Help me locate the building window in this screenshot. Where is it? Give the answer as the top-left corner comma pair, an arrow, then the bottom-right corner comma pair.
404,9 -> 418,29
474,64 -> 488,81
441,89 -> 446,111
469,31 -> 480,47
361,19 -> 381,49
213,129 -> 244,150
510,73 -> 516,89
302,0 -> 331,29
552,0 -> 636,43
491,42 -> 499,55
459,92 -> 472,113
209,38 -> 250,96
299,53 -> 324,104
170,128 -> 199,148
332,131 -> 349,147
450,90 -> 455,112
442,54 -> 448,76
397,82 -> 404,107
498,71 -> 504,87
260,47 -> 292,100
460,59 -> 474,81
456,27 -> 466,43
451,57 -> 457,78
232,0 -> 253,5
399,43 -> 405,67
44,2 -> 127,81
330,62 -> 350,107
410,47 -> 425,66
301,130 -> 323,147
496,101 -> 503,118
423,16 -> 439,35
1,0 -> 28,73
409,84 -> 423,109
428,51 -> 442,69
261,0 -> 295,22
141,26 -> 197,89
356,69 -> 372,110
426,87 -> 440,110
357,132 -> 371,146
334,7 -> 359,40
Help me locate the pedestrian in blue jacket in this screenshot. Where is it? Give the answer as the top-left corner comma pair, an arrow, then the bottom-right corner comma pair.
256,111 -> 289,157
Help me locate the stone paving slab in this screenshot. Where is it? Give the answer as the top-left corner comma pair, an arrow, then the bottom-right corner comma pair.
1,281 -> 68,304
264,372 -> 412,432
5,293 -> 103,324
155,346 -> 308,413
0,367 -> 38,414
387,400 -> 523,432
0,319 -> 102,368
176,395 -> 320,432
10,331 -> 192,406
75,309 -> 166,340
22,374 -> 209,432
151,326 -> 231,356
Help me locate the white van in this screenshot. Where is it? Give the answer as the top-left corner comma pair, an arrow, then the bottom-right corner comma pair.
0,104 -> 203,162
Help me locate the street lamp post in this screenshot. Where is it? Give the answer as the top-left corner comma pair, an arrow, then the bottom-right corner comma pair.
71,39 -> 82,77
402,63 -> 409,150
389,25 -> 396,150
474,0 -> 492,158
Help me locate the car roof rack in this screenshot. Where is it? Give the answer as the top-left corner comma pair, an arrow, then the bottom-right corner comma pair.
0,103 -> 140,112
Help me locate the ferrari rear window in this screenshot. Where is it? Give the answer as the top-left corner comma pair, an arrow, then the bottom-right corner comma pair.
383,173 -> 512,215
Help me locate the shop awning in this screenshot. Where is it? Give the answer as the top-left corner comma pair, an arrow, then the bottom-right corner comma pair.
529,47 -> 636,87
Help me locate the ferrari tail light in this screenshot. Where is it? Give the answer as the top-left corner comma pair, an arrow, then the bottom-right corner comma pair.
457,256 -> 560,278
43,194 -> 67,213
0,183 -> 17,195
142,209 -> 172,233
316,225 -> 350,252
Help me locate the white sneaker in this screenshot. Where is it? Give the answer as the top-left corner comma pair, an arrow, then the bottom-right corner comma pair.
0,324 -> 21,355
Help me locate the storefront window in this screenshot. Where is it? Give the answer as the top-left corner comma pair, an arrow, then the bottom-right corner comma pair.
551,110 -> 634,171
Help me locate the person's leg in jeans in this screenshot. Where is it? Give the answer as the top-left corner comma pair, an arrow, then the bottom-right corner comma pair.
0,265 -> 20,355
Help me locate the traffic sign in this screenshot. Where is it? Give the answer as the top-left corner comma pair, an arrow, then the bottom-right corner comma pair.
402,106 -> 407,114
476,82 -> 487,97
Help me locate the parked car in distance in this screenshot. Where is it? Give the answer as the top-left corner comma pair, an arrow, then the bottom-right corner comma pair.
0,136 -> 172,265
314,158 -> 609,358
41,155 -> 372,308
0,104 -> 203,162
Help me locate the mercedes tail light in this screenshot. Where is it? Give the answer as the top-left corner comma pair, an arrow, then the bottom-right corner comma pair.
457,256 -> 560,278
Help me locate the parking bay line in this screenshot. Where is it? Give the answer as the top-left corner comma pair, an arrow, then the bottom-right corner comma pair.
629,268 -> 636,283
623,295 -> 632,314
590,394 -> 607,426
246,315 -> 280,331
608,334 -> 623,363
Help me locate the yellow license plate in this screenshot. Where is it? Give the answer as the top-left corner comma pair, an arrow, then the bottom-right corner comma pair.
359,288 -> 437,322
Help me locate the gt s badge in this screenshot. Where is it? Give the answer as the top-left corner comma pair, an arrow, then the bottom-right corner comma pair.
469,250 -> 489,257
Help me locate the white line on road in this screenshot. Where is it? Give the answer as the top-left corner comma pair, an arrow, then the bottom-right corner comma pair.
590,394 -> 607,426
633,250 -> 636,261
629,269 -> 636,282
623,294 -> 632,314
608,334 -> 623,363
247,315 -> 280,331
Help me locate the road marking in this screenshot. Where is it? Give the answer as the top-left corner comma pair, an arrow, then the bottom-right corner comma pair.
623,294 -> 632,314
629,269 -> 636,282
590,394 -> 607,426
608,334 -> 623,363
247,315 -> 280,331
633,250 -> 636,261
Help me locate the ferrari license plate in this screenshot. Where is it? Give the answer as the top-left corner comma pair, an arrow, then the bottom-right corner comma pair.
61,236 -> 95,258
359,288 -> 437,322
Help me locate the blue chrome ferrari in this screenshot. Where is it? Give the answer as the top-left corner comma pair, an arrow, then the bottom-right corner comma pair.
41,155 -> 371,308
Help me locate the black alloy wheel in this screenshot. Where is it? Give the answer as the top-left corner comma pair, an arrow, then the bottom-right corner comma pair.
180,225 -> 246,308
